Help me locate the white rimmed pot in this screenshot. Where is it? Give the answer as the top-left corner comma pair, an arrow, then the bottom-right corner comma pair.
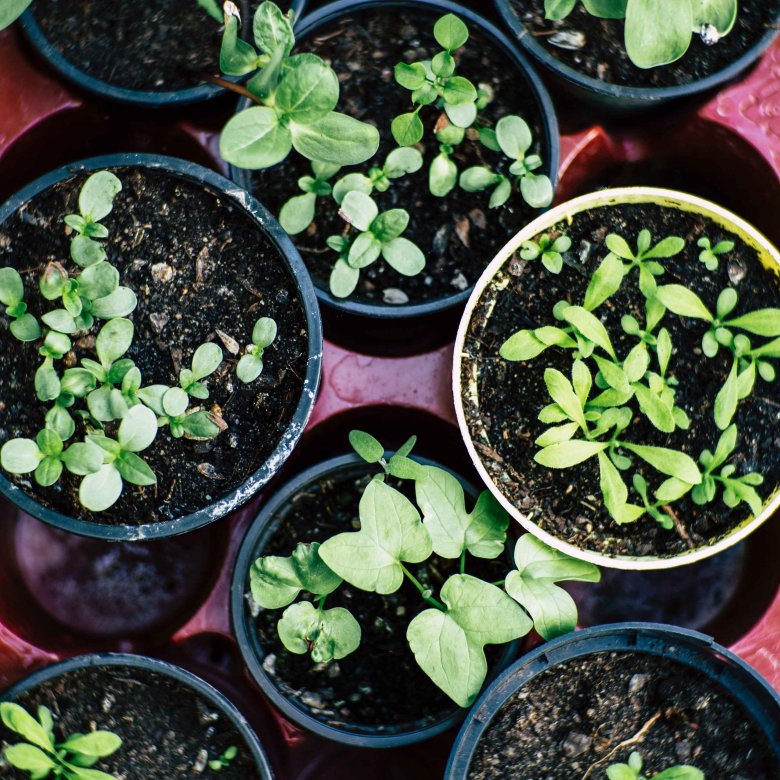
453,186 -> 780,571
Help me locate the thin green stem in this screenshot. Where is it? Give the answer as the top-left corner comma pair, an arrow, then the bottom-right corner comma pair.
401,563 -> 445,611
459,550 -> 466,574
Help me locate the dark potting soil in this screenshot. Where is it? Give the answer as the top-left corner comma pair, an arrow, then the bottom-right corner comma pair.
462,203 -> 780,558
251,466 -> 510,731
467,651 -> 779,779
1,665 -> 262,779
514,0 -> 780,88
250,7 -> 551,308
33,0 -> 292,93
0,167 -> 308,526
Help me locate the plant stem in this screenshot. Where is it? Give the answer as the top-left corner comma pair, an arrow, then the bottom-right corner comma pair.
459,550 -> 466,574
401,563 -> 445,611
316,595 -> 327,614
206,75 -> 264,105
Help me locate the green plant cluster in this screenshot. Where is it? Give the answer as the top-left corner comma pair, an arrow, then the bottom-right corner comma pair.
249,430 -> 600,707
606,751 -> 703,779
501,228 -> 779,529
0,172 -> 278,512
1,701 -> 121,780
544,0 -> 738,69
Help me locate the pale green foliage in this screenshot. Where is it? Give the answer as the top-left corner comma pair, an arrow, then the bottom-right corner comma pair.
1,701 -> 121,780
544,0 -> 737,69
520,233 -> 572,274
237,317 -> 277,383
218,2 -> 379,171
65,171 -> 122,269
0,267 -> 41,342
208,746 -> 238,772
698,236 -> 734,271
606,750 -> 704,779
249,430 -> 599,706
0,0 -> 32,30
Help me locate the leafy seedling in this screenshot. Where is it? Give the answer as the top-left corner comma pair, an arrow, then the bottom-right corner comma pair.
332,147 -> 424,205
698,236 -> 734,271
328,192 -> 425,298
218,2 -> 379,170
519,233 -> 572,274
1,701 -> 121,780
279,161 -> 341,235
180,342 -> 224,399
0,0 -> 32,31
237,317 -> 277,383
0,267 -> 41,342
208,746 -> 238,771
606,750 -> 703,779
64,171 -> 122,269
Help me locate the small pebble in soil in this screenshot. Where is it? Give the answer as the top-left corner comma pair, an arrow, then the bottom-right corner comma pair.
549,30 -> 586,50
383,287 -> 409,304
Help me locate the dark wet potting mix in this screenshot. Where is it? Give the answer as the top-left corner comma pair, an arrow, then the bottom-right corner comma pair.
1,0 -> 780,778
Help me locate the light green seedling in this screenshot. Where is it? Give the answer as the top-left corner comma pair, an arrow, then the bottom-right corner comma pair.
328,192 -> 425,298
180,342 -> 224,399
698,236 -> 734,271
237,317 -> 277,383
1,701 -> 122,780
208,746 -> 239,771
279,161 -> 341,235
520,233 -> 572,274
0,267 -> 42,342
606,750 -> 703,779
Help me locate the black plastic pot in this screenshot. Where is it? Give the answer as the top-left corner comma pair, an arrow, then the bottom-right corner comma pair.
0,652 -> 274,778
231,452 -> 522,748
0,153 -> 322,541
18,0 -> 308,108
445,622 -> 780,778
492,0 -> 780,115
229,0 -> 560,354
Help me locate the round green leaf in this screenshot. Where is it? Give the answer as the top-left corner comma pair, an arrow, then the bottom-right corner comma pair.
329,258 -> 360,299
384,146 -> 424,178
332,173 -> 374,205
348,430 -> 384,463
290,111 -> 380,166
348,233 -> 382,269
520,173 -> 554,208
394,62 -> 427,90
117,404 -> 158,452
0,267 -> 24,306
35,457 -> 63,487
382,237 -> 426,277
116,452 -> 157,486
180,410 -> 220,439
459,166 -> 499,192
441,76 -> 477,106
391,112 -> 424,147
1,438 -> 43,474
78,261 -> 119,301
90,286 -> 138,319
429,153 -> 458,197
496,115 -> 533,160
79,463 -> 123,512
163,386 -> 190,417
279,192 -> 317,235
62,441 -> 105,476
191,342 -> 223,380
9,313 -> 42,342
276,61 -> 339,123
625,0 -> 693,68
433,13 -> 469,50
70,235 -> 107,268
339,191 -> 379,233
96,318 -> 134,367
79,171 -> 122,222
220,106 -> 292,170
252,317 -> 277,347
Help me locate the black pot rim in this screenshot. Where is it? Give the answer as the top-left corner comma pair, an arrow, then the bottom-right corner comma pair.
0,152 -> 323,541
229,0 -> 561,321
445,621 -> 780,779
492,0 -> 780,104
18,0 -> 308,108
0,652 -> 274,779
230,451 -> 521,748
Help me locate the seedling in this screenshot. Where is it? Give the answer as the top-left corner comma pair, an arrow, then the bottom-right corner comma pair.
1,701 -> 121,780
218,2 -> 379,171
519,233 -> 572,274
332,147 -> 424,205
0,267 -> 41,342
179,342 -> 224,399
698,236 -> 734,271
279,162 -> 342,235
544,0 -> 738,69
460,115 -> 553,208
208,745 -> 238,771
250,431 -> 600,707
237,317 -> 277,383
606,750 -> 703,779
328,192 -> 425,298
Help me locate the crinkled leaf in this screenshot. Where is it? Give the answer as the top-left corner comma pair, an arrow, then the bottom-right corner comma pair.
278,601 -> 361,663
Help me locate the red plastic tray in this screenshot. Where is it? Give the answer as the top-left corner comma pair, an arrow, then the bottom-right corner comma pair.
1,14 -> 779,779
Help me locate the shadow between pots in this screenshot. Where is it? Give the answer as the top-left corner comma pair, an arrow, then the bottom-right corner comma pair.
0,497 -> 225,653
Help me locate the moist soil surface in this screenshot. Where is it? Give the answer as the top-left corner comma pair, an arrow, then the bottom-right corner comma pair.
468,651 -> 779,779
250,464 -> 509,732
1,665 -> 262,779
514,0 -> 780,88
462,203 -> 780,558
0,166 -> 308,526
250,7 -> 551,309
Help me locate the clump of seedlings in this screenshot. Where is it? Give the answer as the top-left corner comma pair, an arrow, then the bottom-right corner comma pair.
543,0 -> 738,69
606,751 -> 703,780
249,431 -> 600,707
1,701 -> 122,780
0,172 -> 277,512
217,3 -> 553,299
208,745 -> 238,772
500,227 -> 780,530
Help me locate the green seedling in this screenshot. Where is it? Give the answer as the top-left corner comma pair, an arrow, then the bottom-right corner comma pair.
460,115 -> 553,209
545,0 -> 738,69
519,233 -> 572,274
64,172 -> 122,269
279,161 -> 341,235
606,750 -> 703,779
218,1 -> 379,171
655,285 -> 780,429
250,430 -> 600,707
328,192 -> 425,298
237,317 -> 277,383
208,746 -> 238,771
1,701 -> 121,780
179,342 -> 224,399
698,236 -> 734,271
332,147 -> 424,205
0,267 -> 42,342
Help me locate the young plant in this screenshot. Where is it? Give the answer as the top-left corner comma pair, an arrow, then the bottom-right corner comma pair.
1,701 -> 121,780
331,147 -> 424,205
237,317 -> 277,383
606,750 -> 703,780
460,115 -> 553,209
0,0 -> 31,30
279,161 -> 341,235
698,235 -> 734,271
328,192 -> 425,298
250,431 -> 600,707
218,2 -> 379,171
544,0 -> 738,69
208,746 -> 238,771
519,232 -> 572,274
0,267 -> 41,342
